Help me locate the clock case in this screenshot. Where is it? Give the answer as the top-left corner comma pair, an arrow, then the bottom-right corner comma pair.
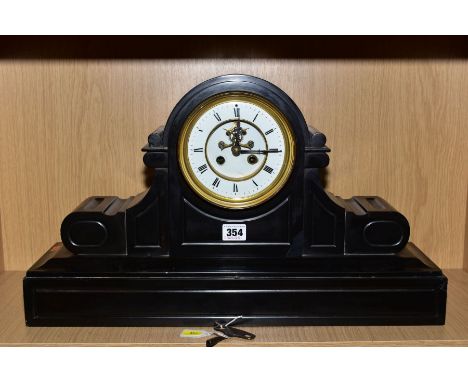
23,75 -> 447,326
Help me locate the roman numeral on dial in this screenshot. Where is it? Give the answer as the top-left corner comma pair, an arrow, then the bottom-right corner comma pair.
212,177 -> 220,187
234,106 -> 240,118
198,164 -> 208,174
193,147 -> 203,152
265,128 -> 274,135
263,165 -> 274,174
214,112 -> 221,122
233,183 -> 238,193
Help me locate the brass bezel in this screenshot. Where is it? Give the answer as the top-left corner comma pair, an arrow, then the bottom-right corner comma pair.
178,92 -> 295,209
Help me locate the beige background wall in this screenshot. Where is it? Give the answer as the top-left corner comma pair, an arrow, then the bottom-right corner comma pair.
0,59 -> 467,270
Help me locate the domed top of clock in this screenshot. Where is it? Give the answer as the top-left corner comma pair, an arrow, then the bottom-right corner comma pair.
144,74 -> 327,210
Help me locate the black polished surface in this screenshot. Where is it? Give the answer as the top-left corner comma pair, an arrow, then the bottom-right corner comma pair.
28,242 -> 441,277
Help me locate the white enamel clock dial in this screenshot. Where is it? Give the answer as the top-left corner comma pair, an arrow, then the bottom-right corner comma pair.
178,93 -> 295,209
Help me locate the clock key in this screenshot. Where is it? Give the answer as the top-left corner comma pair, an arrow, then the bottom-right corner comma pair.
212,316 -> 256,341
215,326 -> 256,341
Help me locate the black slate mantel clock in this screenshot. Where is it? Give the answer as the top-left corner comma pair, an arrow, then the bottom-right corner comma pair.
24,74 -> 447,326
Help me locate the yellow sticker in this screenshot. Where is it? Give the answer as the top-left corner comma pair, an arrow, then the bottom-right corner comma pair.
182,330 -> 203,336
180,329 -> 212,338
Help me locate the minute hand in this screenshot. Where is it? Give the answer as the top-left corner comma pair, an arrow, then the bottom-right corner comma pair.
239,149 -> 282,154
